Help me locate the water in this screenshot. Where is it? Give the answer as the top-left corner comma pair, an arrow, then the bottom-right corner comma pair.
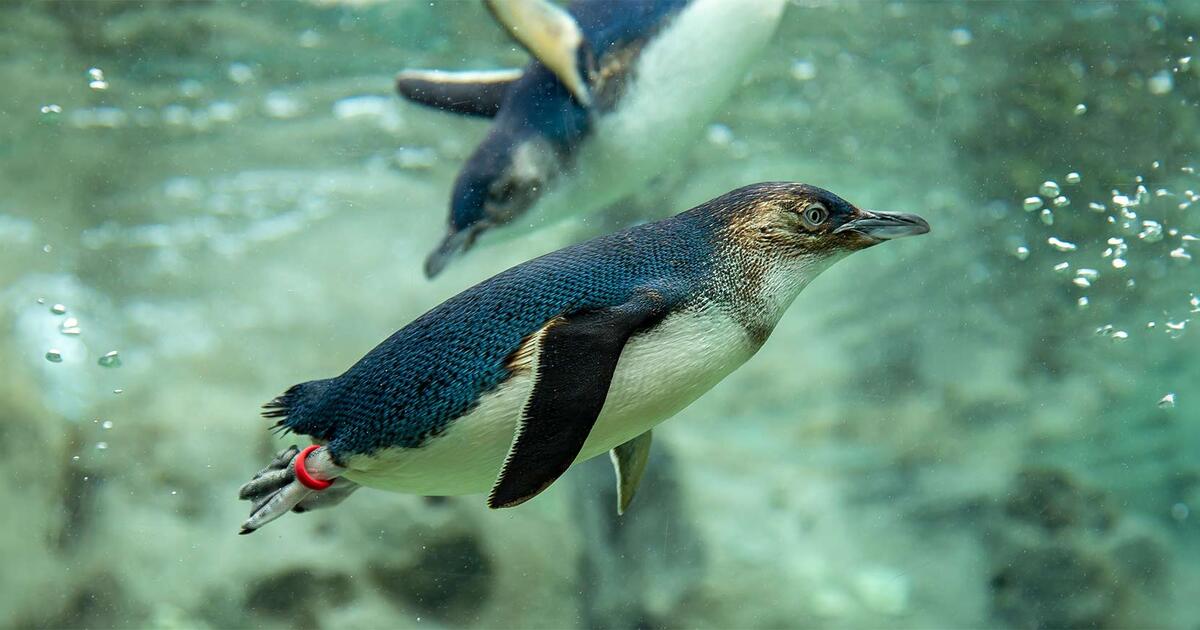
2,1 -> 1199,628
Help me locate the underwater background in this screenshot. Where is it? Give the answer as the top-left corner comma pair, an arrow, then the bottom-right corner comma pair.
2,0 -> 1199,627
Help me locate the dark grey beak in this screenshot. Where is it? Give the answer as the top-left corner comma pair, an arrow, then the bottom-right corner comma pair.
834,210 -> 930,241
424,225 -> 483,278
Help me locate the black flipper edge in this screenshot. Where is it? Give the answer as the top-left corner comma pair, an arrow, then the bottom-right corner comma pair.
395,68 -> 522,118
488,290 -> 667,508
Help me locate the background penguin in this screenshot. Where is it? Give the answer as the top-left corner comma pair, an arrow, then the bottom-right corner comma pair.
239,182 -> 929,533
394,0 -> 787,277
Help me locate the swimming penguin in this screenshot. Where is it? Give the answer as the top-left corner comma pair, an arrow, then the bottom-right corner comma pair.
394,0 -> 786,277
238,182 -> 930,533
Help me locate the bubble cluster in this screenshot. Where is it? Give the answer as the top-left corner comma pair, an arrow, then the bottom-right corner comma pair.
1012,160 -> 1199,406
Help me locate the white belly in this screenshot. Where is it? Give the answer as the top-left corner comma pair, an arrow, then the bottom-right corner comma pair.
530,0 -> 786,225
343,305 -> 757,495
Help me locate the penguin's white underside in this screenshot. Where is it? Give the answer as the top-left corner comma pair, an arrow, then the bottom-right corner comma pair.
520,0 -> 786,229
343,303 -> 758,495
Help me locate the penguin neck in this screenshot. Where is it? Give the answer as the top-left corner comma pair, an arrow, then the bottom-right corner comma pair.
714,248 -> 846,347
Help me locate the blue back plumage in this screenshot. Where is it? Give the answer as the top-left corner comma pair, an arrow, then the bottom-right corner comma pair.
502,0 -> 690,143
278,200 -> 728,457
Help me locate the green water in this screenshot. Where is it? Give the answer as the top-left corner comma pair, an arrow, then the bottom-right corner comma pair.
2,1 -> 1199,628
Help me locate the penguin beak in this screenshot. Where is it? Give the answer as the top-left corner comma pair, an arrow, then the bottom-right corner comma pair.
424,225 -> 485,278
834,210 -> 930,242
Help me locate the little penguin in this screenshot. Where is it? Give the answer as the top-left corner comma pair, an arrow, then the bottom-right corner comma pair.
238,182 -> 930,533
394,0 -> 786,277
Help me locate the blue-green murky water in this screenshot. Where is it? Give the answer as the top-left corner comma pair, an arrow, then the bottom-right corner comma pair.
2,1 -> 1199,627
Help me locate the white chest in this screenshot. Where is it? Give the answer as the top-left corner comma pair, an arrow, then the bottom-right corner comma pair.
343,304 -> 758,495
533,0 -> 786,223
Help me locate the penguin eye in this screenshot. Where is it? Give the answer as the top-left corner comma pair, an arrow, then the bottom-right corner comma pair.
802,203 -> 829,229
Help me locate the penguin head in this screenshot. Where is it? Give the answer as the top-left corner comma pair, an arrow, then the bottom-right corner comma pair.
424,131 -> 562,277
723,182 -> 929,263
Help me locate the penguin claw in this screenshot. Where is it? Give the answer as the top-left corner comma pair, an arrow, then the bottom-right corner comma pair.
240,478 -> 313,534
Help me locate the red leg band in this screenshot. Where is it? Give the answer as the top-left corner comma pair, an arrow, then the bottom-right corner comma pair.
295,445 -> 333,491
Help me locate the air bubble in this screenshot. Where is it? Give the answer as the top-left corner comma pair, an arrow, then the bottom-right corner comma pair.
1077,296 -> 1090,309
40,104 -> 63,115
50,303 -> 67,315
1052,195 -> 1070,208
60,317 -> 81,336
101,420 -> 113,430
1158,393 -> 1176,409
1039,209 -> 1054,225
1170,248 -> 1192,262
1074,103 -> 1088,115
1076,268 -> 1099,281
1111,330 -> 1129,341
98,351 -> 122,368
1014,246 -> 1030,260
1088,202 -> 1106,213
87,67 -> 108,90
1039,181 -> 1061,197
1023,197 -> 1043,212
1072,277 -> 1091,288
95,442 -> 108,450
45,349 -> 63,363
1065,172 -> 1081,185
1047,237 -> 1077,252
1138,220 -> 1164,242
1054,262 -> 1070,273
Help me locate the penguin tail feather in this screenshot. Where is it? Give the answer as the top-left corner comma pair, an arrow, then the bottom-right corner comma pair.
261,378 -> 336,440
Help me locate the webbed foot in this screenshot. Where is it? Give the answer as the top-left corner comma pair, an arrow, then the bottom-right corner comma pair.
238,445 -> 352,534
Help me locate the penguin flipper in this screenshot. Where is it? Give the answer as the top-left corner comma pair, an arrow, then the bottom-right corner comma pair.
610,430 -> 652,515
484,0 -> 592,106
394,68 -> 523,118
488,291 -> 668,509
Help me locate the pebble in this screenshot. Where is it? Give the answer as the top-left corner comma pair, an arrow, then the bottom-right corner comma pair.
853,567 -> 910,616
790,59 -> 817,81
1148,70 -> 1174,95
